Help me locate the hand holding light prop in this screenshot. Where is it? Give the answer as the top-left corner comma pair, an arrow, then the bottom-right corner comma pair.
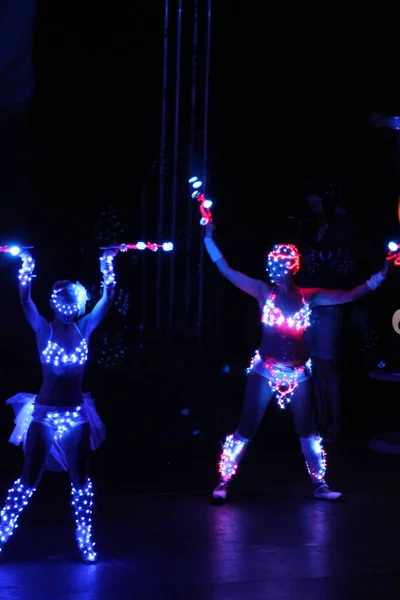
100,242 -> 173,252
188,176 -> 213,226
0,244 -> 36,284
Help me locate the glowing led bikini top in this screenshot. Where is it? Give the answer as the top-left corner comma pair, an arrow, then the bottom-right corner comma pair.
262,290 -> 311,332
41,323 -> 88,366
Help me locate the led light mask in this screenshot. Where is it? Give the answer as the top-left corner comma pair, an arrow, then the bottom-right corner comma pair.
50,282 -> 90,317
267,244 -> 300,283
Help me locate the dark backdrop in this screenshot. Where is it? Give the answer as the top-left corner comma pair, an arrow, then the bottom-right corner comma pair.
1,3 -> 400,485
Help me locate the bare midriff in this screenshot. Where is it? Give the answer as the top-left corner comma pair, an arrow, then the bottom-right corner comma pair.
258,325 -> 310,367
35,365 -> 84,407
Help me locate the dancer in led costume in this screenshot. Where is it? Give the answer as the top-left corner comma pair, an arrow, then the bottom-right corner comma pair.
0,247 -> 118,562
204,223 -> 391,502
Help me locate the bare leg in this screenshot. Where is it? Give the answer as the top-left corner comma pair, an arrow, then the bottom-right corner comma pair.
21,422 -> 55,487
0,422 -> 54,553
290,380 -> 342,501
213,372 -> 274,502
63,424 -> 96,563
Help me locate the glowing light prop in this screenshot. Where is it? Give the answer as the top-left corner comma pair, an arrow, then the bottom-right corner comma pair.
387,241 -> 400,266
100,242 -> 173,252
0,245 -> 33,256
386,197 -> 400,266
188,176 -> 213,225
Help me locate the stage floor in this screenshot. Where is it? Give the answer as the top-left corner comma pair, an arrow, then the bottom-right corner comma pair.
0,446 -> 399,600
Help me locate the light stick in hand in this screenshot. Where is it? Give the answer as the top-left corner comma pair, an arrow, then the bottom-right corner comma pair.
100,242 -> 173,252
188,177 -> 213,225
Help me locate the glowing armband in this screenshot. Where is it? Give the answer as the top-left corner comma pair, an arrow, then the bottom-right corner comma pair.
18,252 -> 35,285
366,271 -> 385,291
100,255 -> 116,287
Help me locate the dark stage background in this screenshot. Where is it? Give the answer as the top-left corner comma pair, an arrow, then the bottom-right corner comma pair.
1,3 -> 400,490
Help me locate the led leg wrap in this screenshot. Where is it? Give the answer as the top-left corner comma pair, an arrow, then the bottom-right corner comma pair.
18,253 -> 35,285
100,256 -> 116,287
0,479 -> 35,552
300,435 -> 327,484
218,433 -> 249,482
212,433 -> 249,502
71,479 -> 97,563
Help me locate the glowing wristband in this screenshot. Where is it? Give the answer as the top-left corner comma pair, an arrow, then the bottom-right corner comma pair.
204,238 -> 223,263
100,256 -> 116,287
18,252 -> 35,285
366,271 -> 385,291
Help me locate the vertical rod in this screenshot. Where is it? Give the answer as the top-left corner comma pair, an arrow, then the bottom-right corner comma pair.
168,0 -> 183,332
140,179 -> 146,346
156,0 -> 169,330
197,0 -> 212,343
185,0 -> 199,335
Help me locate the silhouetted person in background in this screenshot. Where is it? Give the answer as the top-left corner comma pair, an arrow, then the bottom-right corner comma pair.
293,181 -> 362,442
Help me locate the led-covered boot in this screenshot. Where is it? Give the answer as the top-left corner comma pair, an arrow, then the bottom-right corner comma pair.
212,433 -> 249,503
300,435 -> 342,501
71,478 -> 97,563
0,479 -> 35,554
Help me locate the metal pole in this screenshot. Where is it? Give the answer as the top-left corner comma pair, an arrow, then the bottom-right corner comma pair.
140,180 -> 146,347
185,0 -> 198,335
168,0 -> 182,332
156,0 -> 169,330
197,0 -> 212,343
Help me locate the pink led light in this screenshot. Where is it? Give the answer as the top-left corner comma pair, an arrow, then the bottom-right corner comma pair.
188,177 -> 213,226
194,191 -> 213,226
267,244 -> 300,274
262,294 -> 311,333
386,247 -> 400,266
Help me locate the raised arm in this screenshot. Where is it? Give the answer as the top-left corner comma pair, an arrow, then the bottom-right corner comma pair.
18,251 -> 47,333
78,249 -> 118,337
204,223 -> 269,301
306,261 -> 391,307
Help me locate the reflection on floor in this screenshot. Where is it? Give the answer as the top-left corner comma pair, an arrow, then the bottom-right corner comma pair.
0,441 -> 399,600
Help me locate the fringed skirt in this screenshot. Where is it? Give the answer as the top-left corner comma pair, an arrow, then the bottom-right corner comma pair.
6,392 -> 106,471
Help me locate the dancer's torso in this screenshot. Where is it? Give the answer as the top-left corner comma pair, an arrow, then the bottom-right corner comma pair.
258,287 -> 311,367
36,322 -> 87,407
